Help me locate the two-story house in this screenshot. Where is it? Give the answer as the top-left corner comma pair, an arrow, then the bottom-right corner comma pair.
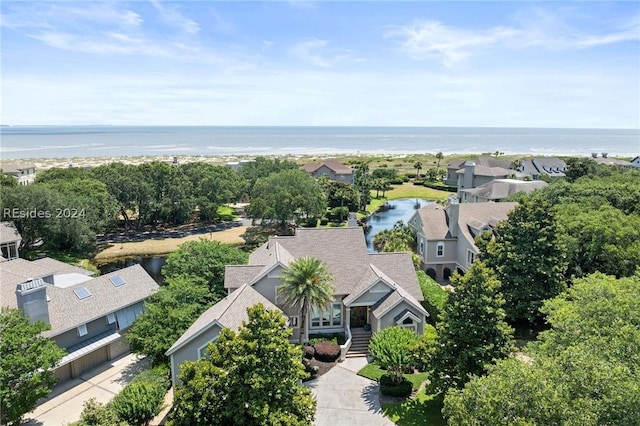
408,196 -> 517,281
301,159 -> 354,184
1,257 -> 159,382
1,163 -> 37,185
166,227 -> 428,384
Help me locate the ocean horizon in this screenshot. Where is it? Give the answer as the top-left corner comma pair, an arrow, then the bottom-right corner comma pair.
1,125 -> 638,160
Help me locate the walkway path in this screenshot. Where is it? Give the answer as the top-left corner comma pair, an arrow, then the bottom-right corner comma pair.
306,357 -> 394,426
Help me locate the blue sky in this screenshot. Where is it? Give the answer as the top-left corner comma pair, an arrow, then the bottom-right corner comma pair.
1,1 -> 639,127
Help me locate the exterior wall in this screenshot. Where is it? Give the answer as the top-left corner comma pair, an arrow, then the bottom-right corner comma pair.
445,166 -> 459,185
632,157 -> 640,168
455,234 -> 478,273
53,315 -> 117,349
252,274 -> 282,305
376,301 -> 426,334
170,324 -> 222,384
347,282 -> 392,306
6,168 -> 36,185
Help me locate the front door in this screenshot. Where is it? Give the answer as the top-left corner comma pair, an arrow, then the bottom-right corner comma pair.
350,306 -> 368,327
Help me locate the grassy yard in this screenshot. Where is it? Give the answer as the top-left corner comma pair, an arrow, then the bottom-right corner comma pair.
358,362 -> 445,425
366,182 -> 451,214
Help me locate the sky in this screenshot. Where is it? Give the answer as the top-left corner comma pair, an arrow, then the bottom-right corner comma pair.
1,1 -> 639,128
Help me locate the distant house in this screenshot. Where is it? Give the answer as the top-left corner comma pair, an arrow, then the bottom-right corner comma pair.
166,227 -> 427,384
444,156 -> 514,186
408,196 -> 517,281
301,159 -> 354,184
631,156 -> 640,168
517,157 -> 567,179
1,163 -> 36,185
460,179 -> 548,203
1,255 -> 159,382
0,221 -> 21,260
593,154 -> 633,168
226,159 -> 255,172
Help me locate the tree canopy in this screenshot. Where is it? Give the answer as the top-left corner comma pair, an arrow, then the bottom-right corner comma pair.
169,305 -> 316,426
0,308 -> 66,426
430,262 -> 514,392
443,272 -> 640,425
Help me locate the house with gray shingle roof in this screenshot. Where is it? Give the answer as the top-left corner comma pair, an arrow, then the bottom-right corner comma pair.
301,159 -> 354,184
0,221 -> 21,260
1,256 -> 159,382
1,163 -> 36,185
460,179 -> 547,203
166,227 -> 428,385
409,195 -> 517,281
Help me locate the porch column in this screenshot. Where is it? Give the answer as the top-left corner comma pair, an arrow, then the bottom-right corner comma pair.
345,306 -> 351,331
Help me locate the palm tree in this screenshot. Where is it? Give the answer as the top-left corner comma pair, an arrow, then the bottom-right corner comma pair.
413,161 -> 423,179
435,152 -> 444,171
279,257 -> 334,344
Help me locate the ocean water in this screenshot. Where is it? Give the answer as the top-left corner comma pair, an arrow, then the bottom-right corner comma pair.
0,126 -> 638,159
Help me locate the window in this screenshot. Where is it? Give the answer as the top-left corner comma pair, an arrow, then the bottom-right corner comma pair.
311,303 -> 342,328
419,240 -> 424,255
467,250 -> 476,265
436,242 -> 445,257
106,313 -> 116,324
77,324 -> 88,337
197,336 -> 218,359
288,316 -> 299,328
399,317 -> 417,333
275,286 -> 283,305
268,268 -> 282,278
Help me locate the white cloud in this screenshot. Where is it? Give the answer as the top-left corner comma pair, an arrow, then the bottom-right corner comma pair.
149,0 -> 200,34
291,38 -> 356,68
389,12 -> 640,65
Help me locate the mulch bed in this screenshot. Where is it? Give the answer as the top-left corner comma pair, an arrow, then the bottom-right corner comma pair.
302,358 -> 338,381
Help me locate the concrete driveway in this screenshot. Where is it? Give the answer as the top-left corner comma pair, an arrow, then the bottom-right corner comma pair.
24,353 -> 149,426
306,358 -> 394,426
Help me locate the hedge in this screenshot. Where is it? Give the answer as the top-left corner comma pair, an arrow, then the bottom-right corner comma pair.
379,374 -> 413,397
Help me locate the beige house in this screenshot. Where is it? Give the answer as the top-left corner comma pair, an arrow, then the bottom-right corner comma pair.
408,196 -> 517,281
1,256 -> 159,382
460,179 -> 548,203
0,221 -> 22,260
1,163 -> 36,185
301,159 -> 354,184
166,227 -> 428,384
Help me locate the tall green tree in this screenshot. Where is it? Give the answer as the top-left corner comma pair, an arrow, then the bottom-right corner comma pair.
413,161 -> 423,178
127,278 -> 212,366
162,239 -> 248,300
240,156 -> 299,194
565,157 -> 598,182
478,196 -> 567,322
247,169 -> 326,233
430,262 -> 514,391
443,272 -> 640,425
353,161 -> 372,210
0,308 -> 66,426
278,257 -> 334,344
435,152 -> 444,171
170,305 -> 316,426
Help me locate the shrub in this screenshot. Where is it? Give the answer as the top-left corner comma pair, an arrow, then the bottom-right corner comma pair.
111,380 -> 165,426
134,364 -> 171,391
329,206 -> 349,222
308,332 -> 346,345
369,326 -> 418,384
304,345 -> 315,359
319,217 -> 329,226
379,374 -> 413,397
408,324 -> 438,371
313,341 -> 341,362
417,270 -> 448,324
70,398 -> 124,426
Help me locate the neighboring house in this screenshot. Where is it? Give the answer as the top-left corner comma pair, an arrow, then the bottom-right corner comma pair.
445,156 -> 514,187
408,196 -> 517,281
593,154 -> 633,168
1,257 -> 159,382
460,179 -> 548,203
226,159 -> 255,171
631,156 -> 640,168
301,159 -> 354,184
0,221 -> 21,260
1,163 -> 36,185
166,227 -> 428,384
518,157 -> 567,179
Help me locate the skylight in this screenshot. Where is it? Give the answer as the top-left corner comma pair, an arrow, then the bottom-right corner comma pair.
110,275 -> 126,287
74,287 -> 92,300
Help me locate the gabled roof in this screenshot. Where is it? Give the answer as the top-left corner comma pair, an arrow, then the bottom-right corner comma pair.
0,221 -> 21,244
532,157 -> 566,176
371,283 -> 428,319
300,159 -> 353,175
0,163 -> 35,174
166,284 -> 281,356
343,264 -> 395,306
456,165 -> 512,177
1,260 -> 158,337
410,204 -> 449,240
461,179 -> 547,200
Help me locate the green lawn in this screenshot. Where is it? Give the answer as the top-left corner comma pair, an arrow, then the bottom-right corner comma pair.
217,205 -> 239,220
383,389 -> 446,426
358,363 -> 445,425
366,183 -> 451,214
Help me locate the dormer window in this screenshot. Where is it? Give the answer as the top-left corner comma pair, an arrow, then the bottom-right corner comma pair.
436,242 -> 445,257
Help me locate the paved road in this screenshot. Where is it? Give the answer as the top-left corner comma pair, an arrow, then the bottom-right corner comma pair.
25,353 -> 148,426
306,357 -> 394,426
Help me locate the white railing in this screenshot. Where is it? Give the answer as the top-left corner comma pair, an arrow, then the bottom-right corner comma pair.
339,327 -> 352,362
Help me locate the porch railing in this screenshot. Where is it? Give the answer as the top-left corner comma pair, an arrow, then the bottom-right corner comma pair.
339,327 -> 352,362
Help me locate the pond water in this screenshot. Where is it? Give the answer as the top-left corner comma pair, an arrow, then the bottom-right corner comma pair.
96,256 -> 166,284
96,198 -> 431,280
365,198 -> 432,252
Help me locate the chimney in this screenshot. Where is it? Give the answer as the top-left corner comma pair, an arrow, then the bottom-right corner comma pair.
462,161 -> 475,190
447,195 -> 460,238
15,278 -> 50,324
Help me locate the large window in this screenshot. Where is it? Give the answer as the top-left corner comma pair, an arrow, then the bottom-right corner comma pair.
436,242 -> 445,257
198,336 -> 218,359
467,250 -> 476,265
311,303 -> 342,328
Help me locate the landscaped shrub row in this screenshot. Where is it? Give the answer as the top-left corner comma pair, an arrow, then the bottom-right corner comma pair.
312,341 -> 341,362
379,374 -> 413,397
